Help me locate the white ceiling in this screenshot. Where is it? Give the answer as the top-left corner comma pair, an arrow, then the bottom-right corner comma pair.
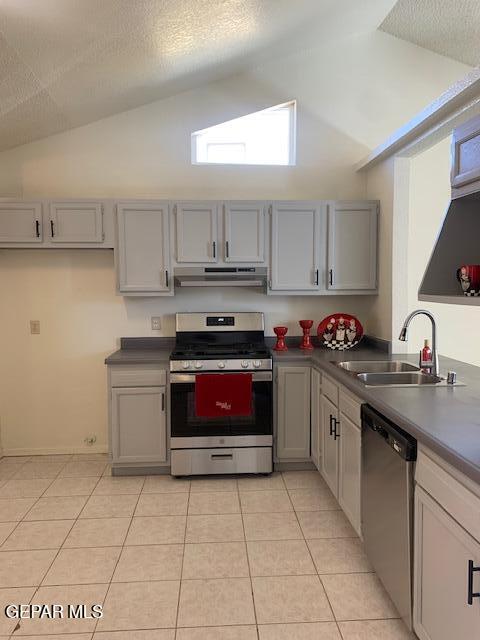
380,0 -> 480,66
0,0 -> 399,152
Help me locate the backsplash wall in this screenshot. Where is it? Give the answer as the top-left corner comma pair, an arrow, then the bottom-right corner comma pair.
0,249 -> 374,456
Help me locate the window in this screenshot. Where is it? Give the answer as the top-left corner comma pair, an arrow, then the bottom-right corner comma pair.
192,101 -> 296,166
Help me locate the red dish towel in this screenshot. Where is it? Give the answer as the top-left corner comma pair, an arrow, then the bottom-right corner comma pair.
195,373 -> 253,418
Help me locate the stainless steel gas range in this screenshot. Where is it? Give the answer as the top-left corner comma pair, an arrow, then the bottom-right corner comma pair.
169,312 -> 273,476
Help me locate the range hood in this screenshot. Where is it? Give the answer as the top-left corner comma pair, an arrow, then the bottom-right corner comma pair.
174,267 -> 267,288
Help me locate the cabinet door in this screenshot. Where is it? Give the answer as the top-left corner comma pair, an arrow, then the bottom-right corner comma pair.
310,368 -> 322,471
0,202 -> 42,243
414,486 -> 480,640
116,202 -> 171,294
175,202 -> 218,262
320,394 -> 339,496
338,412 -> 361,535
271,202 -> 324,290
49,201 -> 103,243
327,201 -> 377,290
111,386 -> 167,464
451,116 -> 480,188
223,201 -> 265,262
276,366 -> 311,459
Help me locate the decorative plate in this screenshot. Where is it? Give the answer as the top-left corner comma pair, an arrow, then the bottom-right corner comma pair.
317,313 -> 364,351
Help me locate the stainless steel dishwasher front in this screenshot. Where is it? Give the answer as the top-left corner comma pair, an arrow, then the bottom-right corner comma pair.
361,404 -> 417,630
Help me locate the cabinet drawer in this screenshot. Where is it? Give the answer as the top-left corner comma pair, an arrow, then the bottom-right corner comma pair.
416,449 -> 480,543
171,447 -> 272,476
339,389 -> 362,427
110,366 -> 166,387
322,374 -> 339,406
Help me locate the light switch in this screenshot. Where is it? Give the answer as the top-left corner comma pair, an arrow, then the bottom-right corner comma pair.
151,317 -> 162,331
30,320 -> 40,335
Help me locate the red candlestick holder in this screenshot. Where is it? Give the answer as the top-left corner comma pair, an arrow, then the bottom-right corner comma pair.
299,319 -> 314,350
273,326 -> 288,351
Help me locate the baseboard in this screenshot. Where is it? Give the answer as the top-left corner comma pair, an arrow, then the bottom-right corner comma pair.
274,460 -> 315,471
1,445 -> 108,457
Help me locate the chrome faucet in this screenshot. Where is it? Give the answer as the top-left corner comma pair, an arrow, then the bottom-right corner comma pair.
398,309 -> 439,376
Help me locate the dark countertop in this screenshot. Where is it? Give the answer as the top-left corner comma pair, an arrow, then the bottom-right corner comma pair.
105,348 -> 172,364
105,338 -> 480,486
105,337 -> 174,364
274,347 -> 480,487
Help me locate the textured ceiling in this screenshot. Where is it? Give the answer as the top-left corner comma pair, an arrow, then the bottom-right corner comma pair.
380,0 -> 480,66
0,0 -> 396,151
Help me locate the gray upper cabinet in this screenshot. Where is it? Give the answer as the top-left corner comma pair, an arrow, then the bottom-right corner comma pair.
0,201 -> 43,243
175,201 -> 218,263
223,201 -> 266,263
270,202 -> 324,290
116,202 -> 171,295
451,115 -> 480,191
327,201 -> 377,291
49,201 -> 104,243
111,386 -> 167,464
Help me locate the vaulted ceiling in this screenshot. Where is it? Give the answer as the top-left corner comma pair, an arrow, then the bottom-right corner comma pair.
380,0 -> 480,66
0,0 -> 401,151
1,0 -> 475,153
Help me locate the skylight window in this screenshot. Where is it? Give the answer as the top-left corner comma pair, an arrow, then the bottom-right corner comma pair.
192,101 -> 296,166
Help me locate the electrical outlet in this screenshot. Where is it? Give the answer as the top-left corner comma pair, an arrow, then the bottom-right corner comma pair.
151,316 -> 162,331
84,435 -> 97,446
30,320 -> 40,335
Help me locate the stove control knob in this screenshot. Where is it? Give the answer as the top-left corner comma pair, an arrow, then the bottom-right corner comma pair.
182,361 -> 191,370
241,360 -> 250,369
194,361 -> 203,369
218,361 -> 226,369
253,360 -> 261,369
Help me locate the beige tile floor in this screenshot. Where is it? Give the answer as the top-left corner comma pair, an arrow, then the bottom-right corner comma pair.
0,456 -> 416,639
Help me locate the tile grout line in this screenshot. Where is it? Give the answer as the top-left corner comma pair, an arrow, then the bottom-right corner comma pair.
173,476 -> 192,639
0,460 -> 72,559
238,480 -> 261,640
8,466 -> 105,638
285,472 -> 343,636
90,473 -> 146,636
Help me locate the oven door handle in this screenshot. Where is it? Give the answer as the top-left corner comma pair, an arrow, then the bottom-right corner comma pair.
170,371 -> 273,383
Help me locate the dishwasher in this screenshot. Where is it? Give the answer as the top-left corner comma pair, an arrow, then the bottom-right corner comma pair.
361,404 -> 417,630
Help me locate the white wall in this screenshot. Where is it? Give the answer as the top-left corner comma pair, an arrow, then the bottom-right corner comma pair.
0,30 -> 470,454
406,136 -> 480,366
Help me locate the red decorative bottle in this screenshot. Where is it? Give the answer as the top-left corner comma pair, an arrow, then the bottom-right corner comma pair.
299,319 -> 314,350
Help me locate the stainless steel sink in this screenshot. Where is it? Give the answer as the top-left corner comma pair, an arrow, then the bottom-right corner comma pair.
358,372 -> 443,387
337,360 -> 420,374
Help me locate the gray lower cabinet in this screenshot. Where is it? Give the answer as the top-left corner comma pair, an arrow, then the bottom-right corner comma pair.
111,386 -> 167,464
414,485 -> 480,639
275,365 -> 311,460
320,393 -> 339,494
337,411 -> 361,532
310,368 -> 322,470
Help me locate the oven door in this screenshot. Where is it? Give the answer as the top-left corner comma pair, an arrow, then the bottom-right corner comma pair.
170,371 -> 272,446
